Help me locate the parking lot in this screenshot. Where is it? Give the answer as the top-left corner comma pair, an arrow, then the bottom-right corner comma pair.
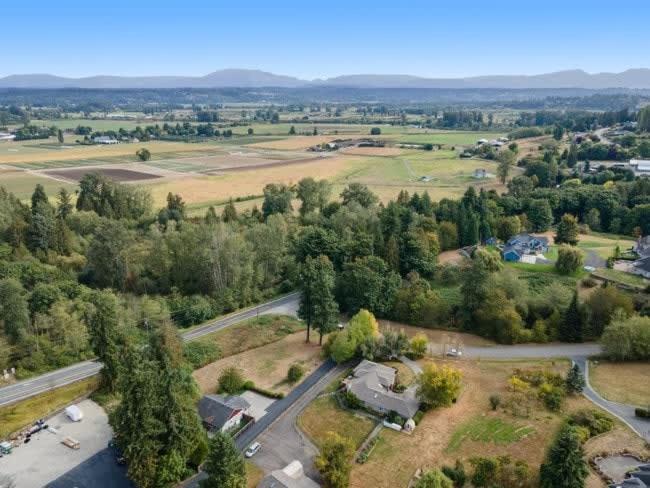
0,399 -> 132,488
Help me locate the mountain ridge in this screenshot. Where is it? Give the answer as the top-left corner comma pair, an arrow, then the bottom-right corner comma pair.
2,68 -> 650,89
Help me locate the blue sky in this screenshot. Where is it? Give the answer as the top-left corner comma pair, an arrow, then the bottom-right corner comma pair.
2,0 -> 649,79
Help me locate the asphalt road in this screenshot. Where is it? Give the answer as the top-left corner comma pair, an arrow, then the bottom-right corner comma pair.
0,292 -> 300,407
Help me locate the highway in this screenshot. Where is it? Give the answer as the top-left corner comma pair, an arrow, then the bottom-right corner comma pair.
0,292 -> 300,407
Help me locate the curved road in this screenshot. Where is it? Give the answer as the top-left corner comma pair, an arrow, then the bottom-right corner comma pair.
0,292 -> 300,407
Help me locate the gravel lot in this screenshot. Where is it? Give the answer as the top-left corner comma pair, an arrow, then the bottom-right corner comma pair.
0,399 -> 131,488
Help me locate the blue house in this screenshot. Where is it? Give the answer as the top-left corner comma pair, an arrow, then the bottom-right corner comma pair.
501,234 -> 549,262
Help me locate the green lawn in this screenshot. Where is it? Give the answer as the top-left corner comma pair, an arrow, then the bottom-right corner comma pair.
593,268 -> 648,288
446,415 -> 536,453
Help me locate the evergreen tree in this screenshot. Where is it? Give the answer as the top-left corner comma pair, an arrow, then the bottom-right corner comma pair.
384,235 -> 400,273
299,255 -> 339,343
222,199 -> 238,222
56,188 -> 73,219
87,291 -> 123,391
200,432 -> 246,488
204,205 -> 219,225
540,425 -> 588,488
57,129 -> 64,144
567,143 -> 578,168
0,278 -> 30,343
31,184 -> 48,210
566,364 -> 585,394
559,291 -> 584,343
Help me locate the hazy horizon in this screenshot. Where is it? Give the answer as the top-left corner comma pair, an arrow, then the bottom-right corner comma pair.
3,0 -> 650,79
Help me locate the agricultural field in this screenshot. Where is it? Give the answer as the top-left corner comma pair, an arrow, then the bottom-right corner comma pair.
0,124 -> 514,213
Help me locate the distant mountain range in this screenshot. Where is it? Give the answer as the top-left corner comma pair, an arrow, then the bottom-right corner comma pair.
2,68 -> 650,89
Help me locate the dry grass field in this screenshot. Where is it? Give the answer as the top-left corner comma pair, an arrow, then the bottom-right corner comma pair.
0,139 -> 219,165
589,361 -> 650,406
148,154 -> 368,207
193,331 -> 324,395
340,146 -> 405,156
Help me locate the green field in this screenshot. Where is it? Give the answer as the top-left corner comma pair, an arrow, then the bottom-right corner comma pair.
446,416 -> 536,452
384,131 -> 505,146
0,171 -> 77,200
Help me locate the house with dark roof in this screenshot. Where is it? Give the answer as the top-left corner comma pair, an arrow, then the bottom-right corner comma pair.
608,463 -> 650,487
634,236 -> 650,259
632,256 -> 650,279
343,360 -> 419,420
501,233 -> 549,262
257,460 -> 320,488
198,394 -> 251,433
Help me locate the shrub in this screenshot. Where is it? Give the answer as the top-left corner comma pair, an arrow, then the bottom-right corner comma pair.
136,148 -> 151,161
565,364 -> 585,394
635,407 -> 650,418
413,410 -> 425,425
569,409 -> 614,437
370,127 -> 381,135
217,367 -> 244,394
415,468 -> 454,488
410,333 -> 428,359
341,390 -> 363,409
243,380 -> 285,399
386,410 -> 405,426
555,245 -> 584,275
538,383 -> 565,412
287,363 -> 305,384
489,394 -> 501,411
581,277 -> 597,288
601,314 -> 650,361
441,460 -> 467,488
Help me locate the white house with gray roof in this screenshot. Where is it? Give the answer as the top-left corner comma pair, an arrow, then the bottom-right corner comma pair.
343,360 -> 419,420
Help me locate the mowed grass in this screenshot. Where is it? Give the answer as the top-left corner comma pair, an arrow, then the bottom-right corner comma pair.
446,416 -> 536,452
298,395 -> 376,450
190,314 -> 305,358
383,131 -> 505,146
0,377 -> 99,438
589,361 -> 650,406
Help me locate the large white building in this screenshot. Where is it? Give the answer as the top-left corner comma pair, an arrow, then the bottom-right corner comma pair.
630,159 -> 650,173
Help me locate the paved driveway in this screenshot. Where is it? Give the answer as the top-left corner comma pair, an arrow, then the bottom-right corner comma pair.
240,391 -> 275,421
251,362 -> 346,479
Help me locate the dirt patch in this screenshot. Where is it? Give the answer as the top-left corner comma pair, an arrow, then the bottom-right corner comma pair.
340,146 -> 404,157
438,249 -> 465,265
44,167 -> 162,182
379,320 -> 495,348
192,331 -> 324,395
202,155 -> 329,174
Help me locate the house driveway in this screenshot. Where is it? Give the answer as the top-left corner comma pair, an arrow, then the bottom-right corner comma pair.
250,363 -> 347,480
240,391 -> 275,421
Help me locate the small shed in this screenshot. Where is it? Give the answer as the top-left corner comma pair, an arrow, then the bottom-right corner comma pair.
65,405 -> 83,422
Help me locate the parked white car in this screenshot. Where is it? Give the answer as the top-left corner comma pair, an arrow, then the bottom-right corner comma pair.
446,348 -> 463,358
245,442 -> 261,458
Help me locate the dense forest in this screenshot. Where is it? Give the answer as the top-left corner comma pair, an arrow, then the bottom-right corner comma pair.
4,133 -> 650,379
